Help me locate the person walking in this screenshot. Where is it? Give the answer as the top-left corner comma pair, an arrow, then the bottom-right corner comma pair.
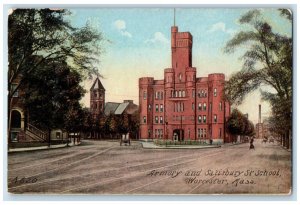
249,137 -> 255,150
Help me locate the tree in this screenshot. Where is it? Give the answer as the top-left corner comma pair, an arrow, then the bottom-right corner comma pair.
23,58 -> 85,144
8,9 -> 103,136
226,109 -> 255,142
118,113 -> 130,134
105,113 -> 118,138
224,9 -> 292,148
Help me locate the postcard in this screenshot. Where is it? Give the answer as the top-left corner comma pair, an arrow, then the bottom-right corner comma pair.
7,7 -> 292,195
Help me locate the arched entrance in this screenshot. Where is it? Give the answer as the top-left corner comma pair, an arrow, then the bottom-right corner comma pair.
11,110 -> 21,128
173,129 -> 184,141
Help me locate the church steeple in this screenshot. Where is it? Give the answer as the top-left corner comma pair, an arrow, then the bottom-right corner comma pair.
90,77 -> 105,118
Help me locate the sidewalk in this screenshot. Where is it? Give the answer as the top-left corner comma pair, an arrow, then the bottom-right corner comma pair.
140,141 -> 221,149
8,142 -> 80,153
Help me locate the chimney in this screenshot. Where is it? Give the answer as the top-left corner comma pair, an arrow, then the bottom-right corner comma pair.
259,104 -> 261,123
124,100 -> 133,104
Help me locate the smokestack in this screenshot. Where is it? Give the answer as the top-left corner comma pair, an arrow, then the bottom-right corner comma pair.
259,104 -> 261,123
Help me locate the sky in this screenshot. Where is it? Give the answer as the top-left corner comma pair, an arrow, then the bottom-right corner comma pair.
66,8 -> 292,124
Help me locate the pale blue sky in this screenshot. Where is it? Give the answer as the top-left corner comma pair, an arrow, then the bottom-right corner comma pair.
66,8 -> 292,124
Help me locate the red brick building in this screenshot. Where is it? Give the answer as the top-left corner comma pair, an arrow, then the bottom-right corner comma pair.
139,25 -> 231,144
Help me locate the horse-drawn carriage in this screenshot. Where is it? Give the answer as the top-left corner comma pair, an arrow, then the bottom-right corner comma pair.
120,133 -> 131,146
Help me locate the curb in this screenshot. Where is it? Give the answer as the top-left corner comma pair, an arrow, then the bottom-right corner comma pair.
8,143 -> 81,153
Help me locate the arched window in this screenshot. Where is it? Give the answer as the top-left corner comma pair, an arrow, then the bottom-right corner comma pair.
198,103 -> 202,110
182,91 -> 185,97
11,110 -> 21,128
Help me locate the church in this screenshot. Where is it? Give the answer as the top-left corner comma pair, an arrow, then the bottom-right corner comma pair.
139,24 -> 231,144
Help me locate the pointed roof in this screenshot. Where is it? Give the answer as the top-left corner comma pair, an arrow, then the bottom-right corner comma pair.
90,77 -> 105,91
104,102 -> 120,116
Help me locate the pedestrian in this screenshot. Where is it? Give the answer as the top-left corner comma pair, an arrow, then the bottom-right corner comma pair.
249,137 -> 255,150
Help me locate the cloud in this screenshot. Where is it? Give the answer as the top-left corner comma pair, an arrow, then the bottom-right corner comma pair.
120,30 -> 132,38
145,32 -> 169,44
113,19 -> 132,38
208,22 -> 236,36
114,20 -> 126,30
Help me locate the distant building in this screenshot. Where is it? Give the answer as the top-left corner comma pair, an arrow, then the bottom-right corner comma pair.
255,104 -> 263,138
139,25 -> 230,143
89,78 -> 139,139
105,100 -> 138,116
256,123 -> 264,139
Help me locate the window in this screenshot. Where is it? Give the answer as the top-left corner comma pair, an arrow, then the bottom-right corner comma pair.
201,90 -> 204,97
155,104 -> 159,112
192,103 -> 195,110
161,92 -> 164,100
198,115 -> 202,123
148,104 -> 151,111
203,103 -> 207,111
160,104 -> 163,112
198,103 -> 202,111
219,102 -> 222,111
160,116 -> 163,124
143,91 -> 147,100
179,73 -> 182,82
197,128 -> 201,138
155,92 -> 159,100
203,115 -> 207,123
179,91 -> 182,97
219,128 -> 222,138
155,129 -> 158,138
56,132 -> 61,139
11,84 -> 19,97
214,115 -> 217,123
182,91 -> 185,97
192,90 -> 195,98
210,103 -> 212,111
204,128 -> 207,138
214,88 -> 217,97
155,116 -> 159,124
94,91 -> 98,98
143,116 -> 146,123
175,91 -> 178,97
201,128 -> 203,138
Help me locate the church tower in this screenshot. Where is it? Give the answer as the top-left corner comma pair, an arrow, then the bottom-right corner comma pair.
90,77 -> 105,118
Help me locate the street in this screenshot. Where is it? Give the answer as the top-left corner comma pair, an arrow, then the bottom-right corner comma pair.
7,139 -> 291,194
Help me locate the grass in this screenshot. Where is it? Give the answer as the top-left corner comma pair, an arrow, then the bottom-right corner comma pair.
153,139 -> 210,146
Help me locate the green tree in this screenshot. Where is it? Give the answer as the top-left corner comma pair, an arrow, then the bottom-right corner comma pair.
105,113 -> 117,138
118,113 -> 130,134
8,9 -> 103,137
226,109 -> 255,142
224,9 -> 292,148
23,59 -> 85,142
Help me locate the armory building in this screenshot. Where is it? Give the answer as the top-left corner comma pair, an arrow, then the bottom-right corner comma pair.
139,25 -> 231,144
